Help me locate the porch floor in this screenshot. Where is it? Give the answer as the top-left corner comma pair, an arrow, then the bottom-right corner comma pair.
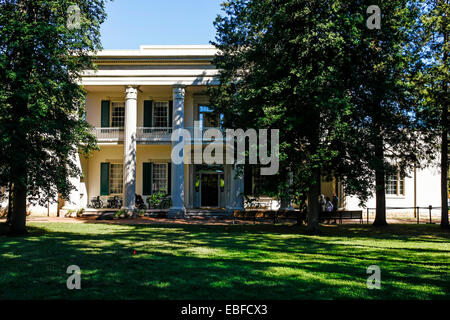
80,207 -> 231,218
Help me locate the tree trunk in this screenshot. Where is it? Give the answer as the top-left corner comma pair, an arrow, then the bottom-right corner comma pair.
441,119 -> 449,229
6,182 -> 13,225
307,168 -> 321,233
8,170 -> 27,235
440,28 -> 449,229
373,132 -> 388,227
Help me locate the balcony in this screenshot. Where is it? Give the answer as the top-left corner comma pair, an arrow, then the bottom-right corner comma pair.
93,127 -> 173,144
92,127 -> 228,145
93,127 -> 124,143
136,127 -> 172,143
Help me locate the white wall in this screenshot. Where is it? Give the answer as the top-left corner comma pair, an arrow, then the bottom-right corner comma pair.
345,166 -> 442,210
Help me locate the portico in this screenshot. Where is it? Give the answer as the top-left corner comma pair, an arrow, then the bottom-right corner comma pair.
70,45 -> 245,216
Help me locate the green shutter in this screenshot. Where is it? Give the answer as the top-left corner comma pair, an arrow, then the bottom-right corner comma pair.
143,162 -> 152,196
143,100 -> 153,127
168,100 -> 173,128
101,100 -> 110,128
167,163 -> 171,195
100,162 -> 110,195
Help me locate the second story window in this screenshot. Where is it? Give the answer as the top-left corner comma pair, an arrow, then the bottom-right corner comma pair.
199,105 -> 222,128
111,102 -> 125,128
153,102 -> 169,127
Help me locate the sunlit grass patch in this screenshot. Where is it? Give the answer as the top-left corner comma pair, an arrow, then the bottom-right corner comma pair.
0,222 -> 448,299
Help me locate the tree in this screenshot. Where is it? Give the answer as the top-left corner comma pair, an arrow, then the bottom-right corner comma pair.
335,0 -> 438,226
418,0 -> 449,229
0,0 -> 106,235
210,0 -> 437,230
209,0 -> 369,233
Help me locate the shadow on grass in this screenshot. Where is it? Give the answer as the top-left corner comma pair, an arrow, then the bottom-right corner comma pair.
0,222 -> 449,300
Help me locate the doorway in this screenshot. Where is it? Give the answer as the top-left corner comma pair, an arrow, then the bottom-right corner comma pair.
201,174 -> 219,207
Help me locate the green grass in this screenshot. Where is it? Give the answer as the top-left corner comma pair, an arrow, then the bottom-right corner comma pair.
0,222 -> 449,299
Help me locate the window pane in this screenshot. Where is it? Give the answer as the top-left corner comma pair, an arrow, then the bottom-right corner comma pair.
153,102 -> 168,127
152,164 -> 168,193
110,164 -> 123,194
199,105 -> 221,127
386,174 -> 397,195
111,102 -> 125,128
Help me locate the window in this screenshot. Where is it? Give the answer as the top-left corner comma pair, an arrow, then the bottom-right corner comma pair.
152,163 -> 168,193
109,163 -> 123,194
386,171 -> 405,196
111,102 -> 125,128
153,102 -> 169,127
245,166 -> 276,196
199,105 -> 222,128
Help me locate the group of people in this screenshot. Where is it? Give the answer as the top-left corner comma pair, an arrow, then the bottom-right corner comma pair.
319,194 -> 339,213
319,194 -> 339,224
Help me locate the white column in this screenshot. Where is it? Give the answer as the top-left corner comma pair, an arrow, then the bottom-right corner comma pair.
123,86 -> 138,211
228,164 -> 244,211
168,85 -> 186,218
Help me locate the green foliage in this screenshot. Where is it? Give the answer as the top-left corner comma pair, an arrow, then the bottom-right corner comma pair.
76,208 -> 84,218
209,0 -> 438,227
146,191 -> 171,209
114,209 -> 127,219
65,209 -> 76,218
138,209 -> 146,217
414,0 -> 449,227
0,1 -> 108,210
210,1 -> 359,214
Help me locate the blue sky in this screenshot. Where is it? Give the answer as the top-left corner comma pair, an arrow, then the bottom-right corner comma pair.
100,0 -> 224,49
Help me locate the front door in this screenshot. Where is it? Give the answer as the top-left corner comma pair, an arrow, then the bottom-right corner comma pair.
201,174 -> 219,207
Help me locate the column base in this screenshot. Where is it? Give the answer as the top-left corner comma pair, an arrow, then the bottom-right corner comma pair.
168,207 -> 186,218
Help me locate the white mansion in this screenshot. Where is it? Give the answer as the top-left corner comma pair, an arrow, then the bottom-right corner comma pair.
2,45 -> 443,217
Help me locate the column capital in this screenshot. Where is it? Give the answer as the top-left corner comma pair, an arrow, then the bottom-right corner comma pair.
125,86 -> 138,99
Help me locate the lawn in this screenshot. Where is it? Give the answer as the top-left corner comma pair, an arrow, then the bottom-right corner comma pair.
0,222 -> 449,299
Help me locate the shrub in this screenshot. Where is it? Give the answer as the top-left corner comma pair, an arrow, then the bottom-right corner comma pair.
146,191 -> 171,209
65,209 -> 76,218
114,209 -> 127,219
76,208 -> 85,218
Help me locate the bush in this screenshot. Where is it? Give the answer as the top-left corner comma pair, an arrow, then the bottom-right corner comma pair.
65,209 -> 76,218
114,209 -> 127,219
76,208 -> 85,218
146,192 -> 171,209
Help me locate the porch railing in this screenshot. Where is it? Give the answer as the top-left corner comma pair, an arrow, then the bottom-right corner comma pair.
93,127 -> 173,143
137,127 -> 172,142
93,127 -> 124,142
93,127 -> 226,143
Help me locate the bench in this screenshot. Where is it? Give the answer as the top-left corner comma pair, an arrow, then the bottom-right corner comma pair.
233,210 -> 306,224
320,210 -> 363,224
233,210 -> 362,224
